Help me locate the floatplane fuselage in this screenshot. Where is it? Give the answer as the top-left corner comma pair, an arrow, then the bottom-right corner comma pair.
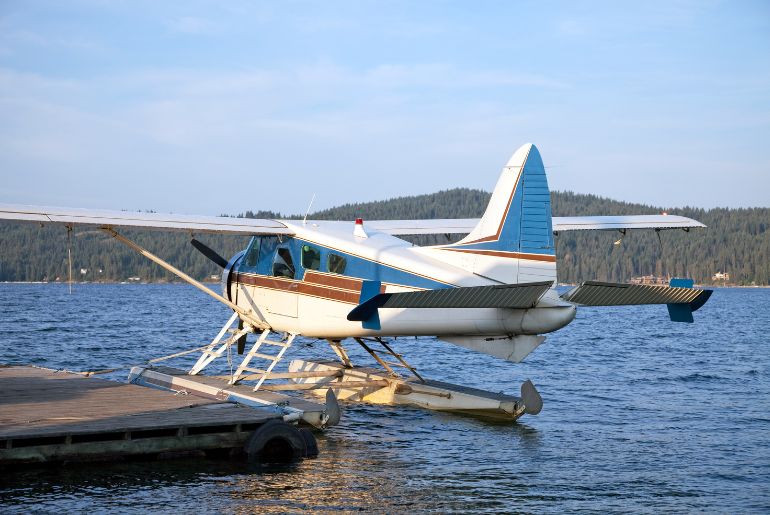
0,143 -> 713,423
223,220 -> 577,340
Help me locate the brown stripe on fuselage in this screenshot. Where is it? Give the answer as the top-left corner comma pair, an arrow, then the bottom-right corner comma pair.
298,282 -> 360,304
303,270 -> 363,291
441,247 -> 557,263
232,271 -> 385,305
233,273 -> 299,292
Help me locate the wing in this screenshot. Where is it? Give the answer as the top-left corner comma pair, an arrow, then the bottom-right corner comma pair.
365,214 -> 704,236
0,203 -> 293,236
1,204 -> 703,236
552,215 -> 705,232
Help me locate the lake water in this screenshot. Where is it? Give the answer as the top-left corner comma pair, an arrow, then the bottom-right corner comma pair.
1,284 -> 768,513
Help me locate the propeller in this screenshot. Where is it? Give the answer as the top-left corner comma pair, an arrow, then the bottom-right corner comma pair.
191,238 -> 229,269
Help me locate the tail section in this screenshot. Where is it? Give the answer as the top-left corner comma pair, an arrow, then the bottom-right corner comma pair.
438,143 -> 556,283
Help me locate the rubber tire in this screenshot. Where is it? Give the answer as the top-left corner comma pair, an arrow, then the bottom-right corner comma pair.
298,428 -> 319,457
244,419 -> 306,463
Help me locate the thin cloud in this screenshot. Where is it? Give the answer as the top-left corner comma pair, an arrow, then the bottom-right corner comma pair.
167,16 -> 222,35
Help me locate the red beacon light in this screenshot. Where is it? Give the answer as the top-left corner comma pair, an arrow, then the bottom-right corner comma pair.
353,217 -> 368,238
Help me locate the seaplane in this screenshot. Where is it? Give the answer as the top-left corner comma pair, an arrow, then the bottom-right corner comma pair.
0,143 -> 712,425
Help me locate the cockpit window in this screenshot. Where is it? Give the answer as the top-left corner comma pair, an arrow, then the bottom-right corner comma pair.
301,245 -> 321,271
244,237 -> 260,268
327,253 -> 347,275
272,247 -> 296,278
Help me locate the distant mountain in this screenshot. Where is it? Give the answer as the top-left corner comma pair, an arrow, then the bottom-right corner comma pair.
1,190 -> 767,285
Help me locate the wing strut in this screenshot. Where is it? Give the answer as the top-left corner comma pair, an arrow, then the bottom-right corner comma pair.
103,228 -> 267,330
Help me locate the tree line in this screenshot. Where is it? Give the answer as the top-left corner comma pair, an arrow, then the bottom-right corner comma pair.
0,190 -> 767,285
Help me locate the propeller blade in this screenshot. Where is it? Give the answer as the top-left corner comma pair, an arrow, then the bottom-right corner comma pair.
191,238 -> 228,269
237,318 -> 246,354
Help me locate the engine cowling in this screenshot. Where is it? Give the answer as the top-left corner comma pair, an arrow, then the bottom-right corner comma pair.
221,250 -> 245,302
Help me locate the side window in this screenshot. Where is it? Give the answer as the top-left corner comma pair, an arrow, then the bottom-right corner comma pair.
327,253 -> 347,275
257,236 -> 278,276
272,247 -> 296,278
301,245 -> 321,271
244,237 -> 260,268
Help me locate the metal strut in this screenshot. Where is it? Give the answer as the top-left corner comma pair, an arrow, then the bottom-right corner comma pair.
353,337 -> 425,383
327,339 -> 353,368
102,227 -> 267,330
190,312 -> 250,375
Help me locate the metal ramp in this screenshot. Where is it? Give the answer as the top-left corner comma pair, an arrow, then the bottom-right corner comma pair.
231,329 -> 295,390
188,313 -> 296,392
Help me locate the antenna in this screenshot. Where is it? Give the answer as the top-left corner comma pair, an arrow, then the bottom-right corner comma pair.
303,193 -> 316,225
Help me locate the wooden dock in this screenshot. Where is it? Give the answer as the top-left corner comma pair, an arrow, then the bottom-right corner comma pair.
128,365 -> 334,429
0,365 -> 319,466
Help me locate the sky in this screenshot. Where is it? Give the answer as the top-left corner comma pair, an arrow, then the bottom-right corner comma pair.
1,0 -> 768,215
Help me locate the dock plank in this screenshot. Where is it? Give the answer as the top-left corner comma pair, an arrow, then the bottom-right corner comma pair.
0,366 -> 278,440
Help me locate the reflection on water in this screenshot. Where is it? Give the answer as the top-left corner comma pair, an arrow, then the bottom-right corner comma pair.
1,284 -> 769,512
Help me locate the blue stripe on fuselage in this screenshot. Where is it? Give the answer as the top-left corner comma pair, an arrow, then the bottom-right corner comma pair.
294,238 -> 449,290
241,236 -> 450,290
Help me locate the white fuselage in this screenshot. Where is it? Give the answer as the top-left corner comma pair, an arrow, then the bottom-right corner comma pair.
225,220 -> 575,339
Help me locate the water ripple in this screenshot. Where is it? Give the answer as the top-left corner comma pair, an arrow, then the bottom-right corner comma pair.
0,284 -> 768,512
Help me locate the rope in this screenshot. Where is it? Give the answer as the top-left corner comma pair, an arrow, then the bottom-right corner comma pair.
65,367 -> 124,377
66,225 -> 73,295
61,339 -> 232,377
227,335 -> 234,382
146,341 -> 222,364
60,329 -> 246,377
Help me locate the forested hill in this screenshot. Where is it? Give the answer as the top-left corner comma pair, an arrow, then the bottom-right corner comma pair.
1,190 -> 767,285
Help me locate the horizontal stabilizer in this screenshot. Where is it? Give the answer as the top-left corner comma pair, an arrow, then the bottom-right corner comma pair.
665,278 -> 712,322
347,281 -> 553,323
561,280 -> 712,322
561,280 -> 708,305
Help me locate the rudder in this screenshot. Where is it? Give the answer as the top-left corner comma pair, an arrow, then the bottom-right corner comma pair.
439,143 -> 556,283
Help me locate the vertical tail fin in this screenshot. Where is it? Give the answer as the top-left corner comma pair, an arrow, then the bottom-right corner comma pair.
441,143 -> 556,283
